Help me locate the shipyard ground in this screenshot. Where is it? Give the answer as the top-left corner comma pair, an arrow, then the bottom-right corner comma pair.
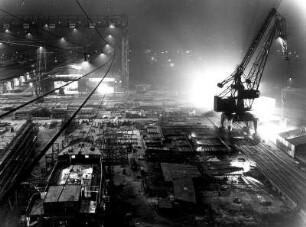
0,91 -> 305,227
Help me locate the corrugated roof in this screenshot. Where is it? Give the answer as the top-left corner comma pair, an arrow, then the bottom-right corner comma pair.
58,185 -> 81,202
44,186 -> 63,203
44,185 -> 81,203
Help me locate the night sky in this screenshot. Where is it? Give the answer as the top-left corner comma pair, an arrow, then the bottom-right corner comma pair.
0,0 -> 305,94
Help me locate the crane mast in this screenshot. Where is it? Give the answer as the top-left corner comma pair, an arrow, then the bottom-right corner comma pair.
214,8 -> 289,133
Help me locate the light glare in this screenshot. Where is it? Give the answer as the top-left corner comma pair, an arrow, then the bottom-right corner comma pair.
81,61 -> 89,67
252,96 -> 276,122
187,67 -> 232,109
98,83 -> 114,94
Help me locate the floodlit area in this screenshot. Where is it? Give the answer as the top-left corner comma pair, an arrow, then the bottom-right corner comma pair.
1,92 -> 305,227
187,66 -> 234,109
1,0 -> 306,227
252,96 -> 276,122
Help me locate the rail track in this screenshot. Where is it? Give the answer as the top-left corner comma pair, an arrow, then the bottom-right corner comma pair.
204,114 -> 306,210
232,122 -> 306,209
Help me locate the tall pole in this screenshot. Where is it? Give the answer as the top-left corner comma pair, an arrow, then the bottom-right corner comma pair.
122,17 -> 129,92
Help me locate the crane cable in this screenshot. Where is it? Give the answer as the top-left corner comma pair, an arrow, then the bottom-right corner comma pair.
34,54 -> 115,167
75,0 -> 106,44
77,95 -> 105,153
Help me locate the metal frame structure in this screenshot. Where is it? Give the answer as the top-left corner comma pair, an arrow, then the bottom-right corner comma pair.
0,14 -> 128,29
0,14 -> 129,92
214,8 -> 289,133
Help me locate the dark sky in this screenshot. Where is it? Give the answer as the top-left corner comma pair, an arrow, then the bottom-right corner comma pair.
0,0 -> 305,93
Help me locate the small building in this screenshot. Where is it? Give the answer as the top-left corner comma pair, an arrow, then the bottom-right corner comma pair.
277,128 -> 306,158
44,185 -> 82,215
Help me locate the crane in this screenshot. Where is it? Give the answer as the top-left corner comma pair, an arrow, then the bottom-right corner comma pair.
214,8 -> 289,134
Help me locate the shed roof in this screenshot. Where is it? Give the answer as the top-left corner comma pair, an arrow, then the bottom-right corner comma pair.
287,135 -> 306,146
279,128 -> 306,145
44,185 -> 81,203
279,128 -> 306,140
58,185 -> 81,202
44,186 -> 62,203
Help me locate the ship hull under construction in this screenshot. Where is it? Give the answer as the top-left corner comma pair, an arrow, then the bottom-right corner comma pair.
26,141 -> 106,227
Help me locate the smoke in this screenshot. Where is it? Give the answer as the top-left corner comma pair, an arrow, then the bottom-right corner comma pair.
1,0 -> 305,88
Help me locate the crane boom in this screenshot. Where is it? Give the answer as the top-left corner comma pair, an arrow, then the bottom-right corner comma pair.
216,9 -> 277,90
214,8 -> 289,133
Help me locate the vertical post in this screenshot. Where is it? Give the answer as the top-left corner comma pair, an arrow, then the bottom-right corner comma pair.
122,18 -> 129,92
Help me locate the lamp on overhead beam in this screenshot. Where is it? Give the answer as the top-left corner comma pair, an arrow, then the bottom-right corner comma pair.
49,23 -> 56,29
69,23 -> 76,29
89,23 -> 95,29
23,23 -> 30,29
109,23 -> 115,29
3,23 -> 10,29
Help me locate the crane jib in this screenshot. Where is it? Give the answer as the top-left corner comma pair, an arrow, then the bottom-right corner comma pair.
214,8 -> 289,134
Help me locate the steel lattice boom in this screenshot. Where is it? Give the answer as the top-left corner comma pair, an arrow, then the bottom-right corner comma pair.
214,8 -> 289,133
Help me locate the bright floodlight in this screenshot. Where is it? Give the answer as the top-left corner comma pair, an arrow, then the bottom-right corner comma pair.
100,52 -> 107,58
277,37 -> 284,45
109,23 -> 115,29
49,23 -> 56,29
187,71 -> 218,109
230,159 -> 251,173
293,0 -> 306,20
97,83 -> 114,94
81,61 -> 89,67
257,120 -> 292,143
188,73 -> 211,108
98,53 -> 109,63
252,96 -> 276,122
89,23 -> 95,29
70,64 -> 82,70
105,35 -> 115,45
186,66 -> 234,109
104,44 -> 114,55
26,32 -> 32,38
69,23 -> 76,29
